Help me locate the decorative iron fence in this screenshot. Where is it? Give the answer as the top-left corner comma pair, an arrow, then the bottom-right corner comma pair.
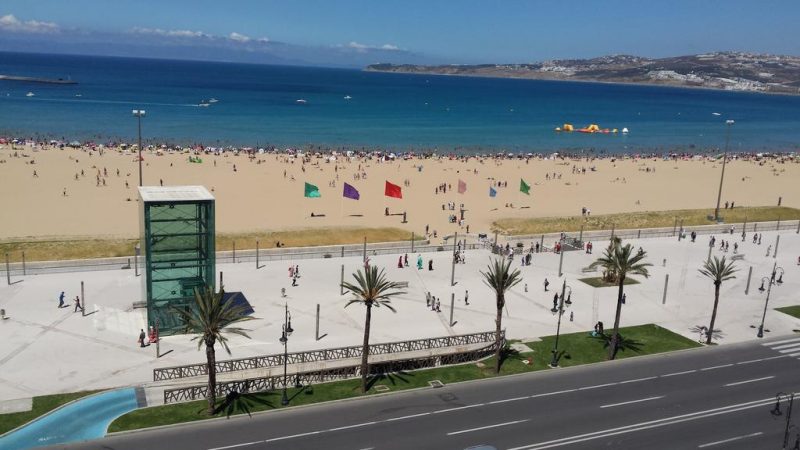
163,334 -> 502,404
154,330 -> 498,381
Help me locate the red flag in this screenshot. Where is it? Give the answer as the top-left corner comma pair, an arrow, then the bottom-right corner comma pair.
458,179 -> 467,194
385,181 -> 402,199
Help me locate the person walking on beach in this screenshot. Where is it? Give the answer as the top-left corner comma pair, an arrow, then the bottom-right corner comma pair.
58,291 -> 66,308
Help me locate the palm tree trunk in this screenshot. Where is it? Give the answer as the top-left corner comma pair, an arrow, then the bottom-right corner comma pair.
609,277 -> 625,360
494,294 -> 504,374
706,284 -> 721,345
360,303 -> 372,393
206,338 -> 217,415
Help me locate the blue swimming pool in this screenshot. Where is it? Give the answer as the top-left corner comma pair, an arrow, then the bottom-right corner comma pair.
0,388 -> 139,449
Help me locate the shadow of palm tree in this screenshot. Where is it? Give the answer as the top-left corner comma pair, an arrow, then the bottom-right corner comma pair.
690,325 -> 724,343
499,343 -> 521,368
212,390 -> 276,418
591,333 -> 644,355
366,370 -> 413,390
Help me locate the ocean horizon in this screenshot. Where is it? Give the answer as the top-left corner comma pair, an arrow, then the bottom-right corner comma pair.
1,51 -> 800,154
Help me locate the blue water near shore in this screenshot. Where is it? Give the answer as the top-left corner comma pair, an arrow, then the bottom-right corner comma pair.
0,388 -> 138,449
1,51 -> 799,153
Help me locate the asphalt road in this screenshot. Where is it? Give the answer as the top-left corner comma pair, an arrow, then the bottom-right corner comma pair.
64,335 -> 800,450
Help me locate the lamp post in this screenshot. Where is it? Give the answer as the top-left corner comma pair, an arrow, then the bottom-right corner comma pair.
279,303 -> 294,406
770,392 -> 795,449
132,109 -> 146,186
549,279 -> 572,367
757,263 -> 783,338
713,119 -> 734,222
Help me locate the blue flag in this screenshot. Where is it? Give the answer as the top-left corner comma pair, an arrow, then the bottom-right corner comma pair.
489,187 -> 497,197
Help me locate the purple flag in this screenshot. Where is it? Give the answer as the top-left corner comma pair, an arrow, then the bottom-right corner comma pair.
343,182 -> 360,200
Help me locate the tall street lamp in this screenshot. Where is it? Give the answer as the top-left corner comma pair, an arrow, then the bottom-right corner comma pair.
132,109 -> 146,186
770,392 -> 795,449
279,303 -> 294,406
549,279 -> 572,367
713,119 -> 734,222
757,263 -> 783,338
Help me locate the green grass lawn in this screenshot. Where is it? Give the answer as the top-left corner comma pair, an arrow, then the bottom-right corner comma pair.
493,206 -> 800,236
776,306 -> 800,320
578,277 -> 641,288
0,391 -> 100,435
108,324 -> 698,432
523,324 -> 700,368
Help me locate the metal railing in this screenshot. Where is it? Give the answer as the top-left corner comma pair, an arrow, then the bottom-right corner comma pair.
505,219 -> 800,249
162,333 -> 502,404
0,239 -> 483,277
154,330 -> 498,381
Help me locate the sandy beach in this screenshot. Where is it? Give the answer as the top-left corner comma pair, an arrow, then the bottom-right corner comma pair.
0,143 -> 798,241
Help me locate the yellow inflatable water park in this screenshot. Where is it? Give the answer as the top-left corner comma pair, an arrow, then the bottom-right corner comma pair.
556,123 -> 623,134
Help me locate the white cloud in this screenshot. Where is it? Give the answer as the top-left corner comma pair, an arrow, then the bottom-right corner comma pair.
228,32 -> 250,43
0,14 -> 59,33
346,41 -> 402,53
132,27 -> 208,38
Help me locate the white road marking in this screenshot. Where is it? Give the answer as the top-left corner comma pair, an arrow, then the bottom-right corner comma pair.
771,342 -> 800,350
697,431 -> 763,448
700,363 -> 733,371
788,352 -> 800,357
529,389 -> 577,398
208,441 -> 262,450
263,430 -> 321,442
619,376 -> 657,384
385,412 -> 430,421
661,369 -> 696,377
328,421 -> 376,432
507,397 -> 778,450
433,404 -> 483,413
578,382 -> 617,391
724,376 -> 774,387
600,396 -> 664,409
764,336 -> 800,346
736,355 -> 788,365
488,396 -> 529,405
778,347 -> 800,353
446,419 -> 529,436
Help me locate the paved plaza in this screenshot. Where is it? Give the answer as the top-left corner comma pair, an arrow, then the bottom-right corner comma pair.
0,230 -> 798,403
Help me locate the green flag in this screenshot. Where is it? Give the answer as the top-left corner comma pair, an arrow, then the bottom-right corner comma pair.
304,182 -> 321,198
520,178 -> 531,195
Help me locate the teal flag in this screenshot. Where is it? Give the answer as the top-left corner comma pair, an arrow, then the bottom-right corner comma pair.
304,182 -> 321,198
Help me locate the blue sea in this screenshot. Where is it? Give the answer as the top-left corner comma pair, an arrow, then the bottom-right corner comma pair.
1,51 -> 799,153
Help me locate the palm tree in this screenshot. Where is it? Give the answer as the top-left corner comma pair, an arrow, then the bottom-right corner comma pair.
173,285 -> 255,415
341,266 -> 405,394
698,256 -> 737,344
589,242 -> 651,360
480,258 -> 522,374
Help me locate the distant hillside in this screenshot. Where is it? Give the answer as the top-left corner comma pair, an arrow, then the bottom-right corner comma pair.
367,52 -> 800,95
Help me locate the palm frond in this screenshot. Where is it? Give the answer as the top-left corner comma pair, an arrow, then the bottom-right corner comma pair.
699,256 -> 738,285
480,258 -> 522,294
341,265 -> 405,311
170,285 -> 257,355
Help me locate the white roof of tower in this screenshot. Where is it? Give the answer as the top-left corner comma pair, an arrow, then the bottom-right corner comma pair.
138,186 -> 214,202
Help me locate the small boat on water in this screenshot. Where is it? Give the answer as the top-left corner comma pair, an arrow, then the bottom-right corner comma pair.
26,92 -> 35,97
208,98 -> 219,103
198,102 -> 210,107
296,99 -> 308,104
712,112 -> 721,116
344,95 -> 352,100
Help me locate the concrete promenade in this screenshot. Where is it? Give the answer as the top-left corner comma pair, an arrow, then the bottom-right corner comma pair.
0,229 -> 798,404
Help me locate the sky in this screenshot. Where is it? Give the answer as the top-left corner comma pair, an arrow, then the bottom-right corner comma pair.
1,0 -> 799,67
